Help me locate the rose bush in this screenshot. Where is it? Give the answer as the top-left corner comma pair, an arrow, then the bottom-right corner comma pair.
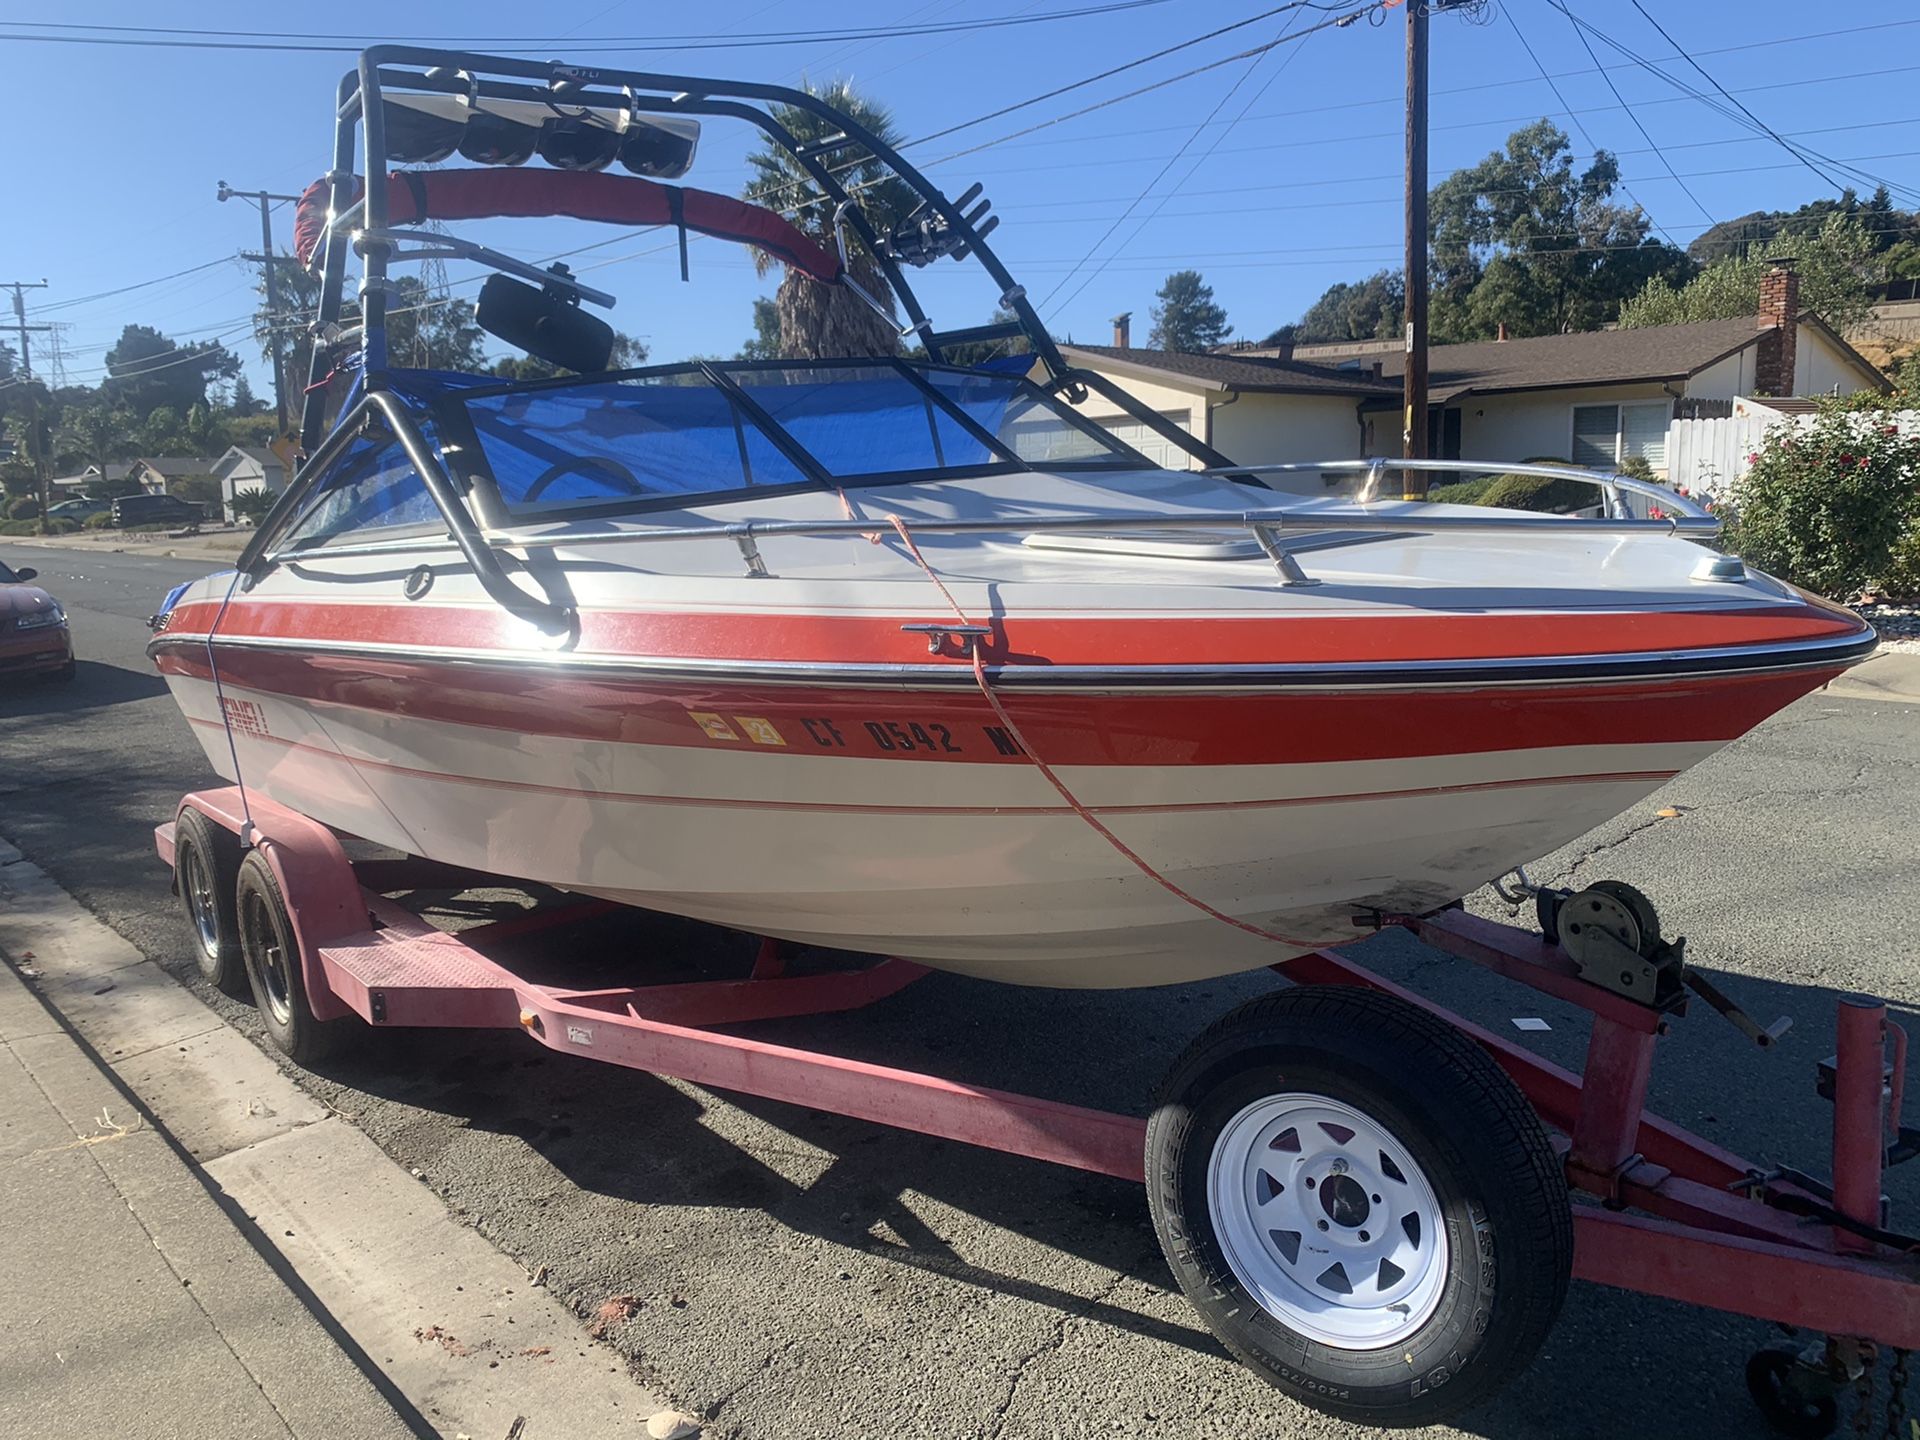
1726,406 -> 1920,599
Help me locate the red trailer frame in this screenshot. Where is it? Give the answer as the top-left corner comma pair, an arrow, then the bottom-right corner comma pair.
158,787 -> 1920,1387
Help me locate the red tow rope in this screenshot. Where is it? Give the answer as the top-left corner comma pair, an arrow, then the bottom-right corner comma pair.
882,514 -> 1330,951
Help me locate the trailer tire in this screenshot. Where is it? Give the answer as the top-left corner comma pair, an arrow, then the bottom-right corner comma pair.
1146,985 -> 1571,1429
235,850 -> 349,1065
173,808 -> 247,995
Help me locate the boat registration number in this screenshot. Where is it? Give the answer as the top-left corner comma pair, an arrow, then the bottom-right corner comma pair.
687,711 -> 1021,759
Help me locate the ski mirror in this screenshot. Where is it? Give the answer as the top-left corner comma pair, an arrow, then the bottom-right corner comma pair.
477,274 -> 615,374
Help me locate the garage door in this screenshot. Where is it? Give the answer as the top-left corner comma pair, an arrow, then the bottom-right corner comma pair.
1095,411 -> 1195,469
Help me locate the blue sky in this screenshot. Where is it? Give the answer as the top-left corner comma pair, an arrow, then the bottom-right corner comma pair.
1,1 -> 1914,397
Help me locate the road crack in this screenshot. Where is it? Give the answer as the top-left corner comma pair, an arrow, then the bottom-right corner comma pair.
981,1249 -> 1149,1440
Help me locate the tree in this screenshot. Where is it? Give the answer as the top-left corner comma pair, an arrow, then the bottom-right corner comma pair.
737,297 -> 783,361
385,277 -> 487,372
1619,212 -> 1884,333
228,372 -> 264,416
1148,270 -> 1231,352
1426,120 -> 1692,339
55,402 -> 137,484
742,80 -> 917,359
103,324 -> 242,418
930,303 -> 1035,367
1293,270 -> 1404,343
487,331 -> 648,381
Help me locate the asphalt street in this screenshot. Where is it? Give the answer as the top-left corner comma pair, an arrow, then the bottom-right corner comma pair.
4,542 -> 1918,1440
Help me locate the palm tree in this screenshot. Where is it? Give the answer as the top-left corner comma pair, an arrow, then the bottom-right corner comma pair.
742,81 -> 918,360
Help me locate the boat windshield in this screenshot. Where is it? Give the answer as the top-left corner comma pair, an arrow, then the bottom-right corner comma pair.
447,360 -> 1150,519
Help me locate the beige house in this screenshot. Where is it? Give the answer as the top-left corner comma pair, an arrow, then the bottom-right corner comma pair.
1053,317 -> 1399,476
1065,264 -> 1887,481
211,445 -> 290,524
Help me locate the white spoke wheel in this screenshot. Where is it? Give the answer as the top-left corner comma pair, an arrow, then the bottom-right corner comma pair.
234,850 -> 349,1066
1208,1093 -> 1447,1349
1147,986 -> 1572,1429
173,808 -> 247,995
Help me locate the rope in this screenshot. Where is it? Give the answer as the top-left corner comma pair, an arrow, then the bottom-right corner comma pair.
881,514 -> 1329,951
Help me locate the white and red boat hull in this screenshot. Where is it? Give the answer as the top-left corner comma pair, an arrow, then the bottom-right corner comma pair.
153,569 -> 1865,985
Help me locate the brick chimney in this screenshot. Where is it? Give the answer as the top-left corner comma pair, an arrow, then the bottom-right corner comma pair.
1111,311 -> 1131,348
1267,338 -> 1295,363
1754,258 -> 1799,397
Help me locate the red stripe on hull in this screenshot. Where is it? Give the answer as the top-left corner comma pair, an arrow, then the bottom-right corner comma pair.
180,715 -> 1678,813
156,646 -> 1838,767
159,595 -> 1864,670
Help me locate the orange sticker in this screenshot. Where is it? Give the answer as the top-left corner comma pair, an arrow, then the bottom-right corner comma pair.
689,712 -> 739,741
735,716 -> 787,747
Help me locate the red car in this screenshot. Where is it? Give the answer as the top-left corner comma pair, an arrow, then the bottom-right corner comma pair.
1,559 -> 74,682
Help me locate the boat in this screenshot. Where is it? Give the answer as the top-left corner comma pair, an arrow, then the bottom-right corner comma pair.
148,47 -> 1875,989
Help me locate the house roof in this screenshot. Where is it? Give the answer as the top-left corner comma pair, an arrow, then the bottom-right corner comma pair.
1060,344 -> 1401,398
213,445 -> 280,473
1344,312 -> 1888,405
131,455 -> 223,477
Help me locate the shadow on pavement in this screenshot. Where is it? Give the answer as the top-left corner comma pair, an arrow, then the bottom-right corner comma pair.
278,894 -> 1920,1440
0,659 -> 169,714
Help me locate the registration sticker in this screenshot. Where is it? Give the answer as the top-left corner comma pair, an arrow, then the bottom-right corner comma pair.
735,716 -> 786,747
689,712 -> 739,741
566,1024 -> 594,1047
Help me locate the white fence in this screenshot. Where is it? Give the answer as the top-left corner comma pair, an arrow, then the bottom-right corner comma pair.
1663,414 -> 1772,498
1664,409 -> 1920,500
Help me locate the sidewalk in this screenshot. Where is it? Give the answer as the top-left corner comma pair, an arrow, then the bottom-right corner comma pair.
2,527 -> 250,565
0,960 -> 422,1440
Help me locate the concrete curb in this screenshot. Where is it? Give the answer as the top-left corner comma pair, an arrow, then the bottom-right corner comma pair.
0,844 -> 675,1440
2,532 -> 249,565
1826,650 -> 1920,705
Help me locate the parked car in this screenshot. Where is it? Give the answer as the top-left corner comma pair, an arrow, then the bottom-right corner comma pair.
0,560 -> 74,683
46,496 -> 112,522
111,494 -> 203,529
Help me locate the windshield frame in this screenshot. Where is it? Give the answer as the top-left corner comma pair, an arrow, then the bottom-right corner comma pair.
435,356 -> 1159,528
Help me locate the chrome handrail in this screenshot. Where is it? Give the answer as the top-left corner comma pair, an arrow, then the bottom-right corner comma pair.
252,452 -> 1721,596
1202,457 -> 1709,524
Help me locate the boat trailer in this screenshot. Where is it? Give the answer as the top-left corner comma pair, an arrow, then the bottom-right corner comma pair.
159,785 -> 1918,1435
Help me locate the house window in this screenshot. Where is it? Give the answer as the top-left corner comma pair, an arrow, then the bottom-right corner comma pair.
1571,402 -> 1670,470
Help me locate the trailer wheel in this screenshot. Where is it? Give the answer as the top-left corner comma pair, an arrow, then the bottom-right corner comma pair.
235,850 -> 348,1065
1146,986 -> 1572,1428
173,808 -> 247,995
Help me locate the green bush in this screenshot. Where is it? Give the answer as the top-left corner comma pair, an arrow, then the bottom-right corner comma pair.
230,486 -> 275,524
1427,478 -> 1492,506
0,519 -> 34,536
7,496 -> 41,521
40,518 -> 77,535
1726,409 -> 1920,599
1881,517 -> 1920,600
1423,457 -> 1597,513
84,511 -> 115,530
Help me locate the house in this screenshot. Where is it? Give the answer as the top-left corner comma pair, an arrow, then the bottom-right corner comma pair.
1070,262 -> 1887,481
126,456 -> 223,496
210,445 -> 290,523
1052,314 -> 1400,481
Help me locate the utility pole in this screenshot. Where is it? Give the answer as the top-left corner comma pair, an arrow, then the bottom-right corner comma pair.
1402,0 -> 1431,491
219,181 -> 303,437
6,280 -> 53,531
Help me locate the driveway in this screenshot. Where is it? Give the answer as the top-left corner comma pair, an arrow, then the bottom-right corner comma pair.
4,543 -> 1917,1440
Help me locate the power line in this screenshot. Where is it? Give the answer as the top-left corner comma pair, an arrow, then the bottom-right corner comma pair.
1548,2 -> 1715,228
1546,2 -> 1920,209
35,256 -> 242,314
1042,9 -> 1321,319
1624,0 -> 1853,199
1502,6 -> 1679,246
0,2 -> 1180,55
